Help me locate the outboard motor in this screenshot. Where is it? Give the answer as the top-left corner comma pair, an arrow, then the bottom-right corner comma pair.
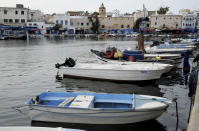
55,57 -> 76,69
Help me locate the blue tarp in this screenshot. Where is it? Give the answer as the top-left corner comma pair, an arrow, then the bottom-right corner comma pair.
185,28 -> 197,32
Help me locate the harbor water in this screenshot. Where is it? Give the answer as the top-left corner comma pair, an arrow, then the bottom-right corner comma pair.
0,37 -> 192,131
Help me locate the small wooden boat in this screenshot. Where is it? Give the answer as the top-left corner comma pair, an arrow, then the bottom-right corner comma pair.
55,58 -> 173,82
25,92 -> 171,124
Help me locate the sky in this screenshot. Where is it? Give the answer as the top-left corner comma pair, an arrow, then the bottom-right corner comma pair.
1,0 -> 199,14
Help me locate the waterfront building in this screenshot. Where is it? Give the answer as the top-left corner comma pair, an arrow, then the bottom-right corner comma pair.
181,14 -> 196,29
70,16 -> 91,34
0,4 -> 29,26
26,22 -> 46,34
133,4 -> 155,23
150,12 -> 182,30
29,10 -> 44,22
99,17 -> 134,34
98,3 -> 134,34
52,13 -> 70,30
193,11 -> 199,29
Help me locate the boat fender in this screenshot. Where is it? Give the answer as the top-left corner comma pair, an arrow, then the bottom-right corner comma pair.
129,56 -> 134,62
105,50 -> 114,58
114,52 -> 119,59
118,51 -> 123,58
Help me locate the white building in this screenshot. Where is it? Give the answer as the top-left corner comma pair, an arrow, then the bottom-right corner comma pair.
27,22 -> 46,34
181,14 -> 196,29
150,12 -> 182,30
0,4 -> 29,26
29,10 -> 44,22
53,13 -> 70,30
193,11 -> 199,29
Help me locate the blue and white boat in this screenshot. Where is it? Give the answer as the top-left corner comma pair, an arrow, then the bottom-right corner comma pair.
25,92 -> 171,124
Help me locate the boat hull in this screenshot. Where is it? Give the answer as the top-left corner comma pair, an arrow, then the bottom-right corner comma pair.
28,106 -> 166,124
60,68 -> 166,81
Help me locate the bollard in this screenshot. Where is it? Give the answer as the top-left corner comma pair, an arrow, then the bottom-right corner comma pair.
138,34 -> 144,51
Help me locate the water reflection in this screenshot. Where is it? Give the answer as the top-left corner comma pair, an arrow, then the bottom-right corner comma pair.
57,78 -> 163,97
31,120 -> 166,131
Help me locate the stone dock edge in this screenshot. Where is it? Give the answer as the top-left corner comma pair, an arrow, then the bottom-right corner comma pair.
187,71 -> 199,131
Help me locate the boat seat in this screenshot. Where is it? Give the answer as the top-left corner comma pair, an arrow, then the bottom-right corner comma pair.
69,95 -> 94,108
58,97 -> 75,107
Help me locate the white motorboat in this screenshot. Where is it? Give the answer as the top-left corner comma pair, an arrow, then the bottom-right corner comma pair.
0,126 -> 83,131
55,58 -> 173,82
25,92 -> 171,124
145,46 -> 193,54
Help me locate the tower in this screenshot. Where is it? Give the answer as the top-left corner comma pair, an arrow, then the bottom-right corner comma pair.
99,3 -> 106,17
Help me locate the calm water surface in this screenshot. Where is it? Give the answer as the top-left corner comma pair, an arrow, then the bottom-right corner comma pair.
0,38 -> 191,131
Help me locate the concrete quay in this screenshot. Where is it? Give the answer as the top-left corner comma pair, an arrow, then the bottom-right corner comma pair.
187,71 -> 199,131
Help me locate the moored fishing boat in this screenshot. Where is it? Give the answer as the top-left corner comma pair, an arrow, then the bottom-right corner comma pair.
145,46 -> 193,54
55,58 -> 173,82
90,49 -> 182,67
25,92 -> 171,124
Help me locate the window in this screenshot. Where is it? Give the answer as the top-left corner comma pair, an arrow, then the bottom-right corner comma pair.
65,20 -> 68,25
70,22 -> 73,26
176,24 -> 178,27
77,22 -> 80,26
56,20 -> 59,24
87,23 -> 89,26
81,23 -> 84,26
127,25 -> 130,28
121,25 -> 124,28
101,25 -> 105,28
21,19 -> 25,23
21,11 -> 24,15
4,19 -> 8,23
60,20 -> 63,25
156,17 -> 157,20
29,23 -> 32,26
155,22 -> 157,25
34,23 -> 37,26
15,19 -> 19,23
163,24 -> 165,27
15,11 -> 18,15
41,26 -> 44,28
4,10 -> 7,14
9,19 -> 13,23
